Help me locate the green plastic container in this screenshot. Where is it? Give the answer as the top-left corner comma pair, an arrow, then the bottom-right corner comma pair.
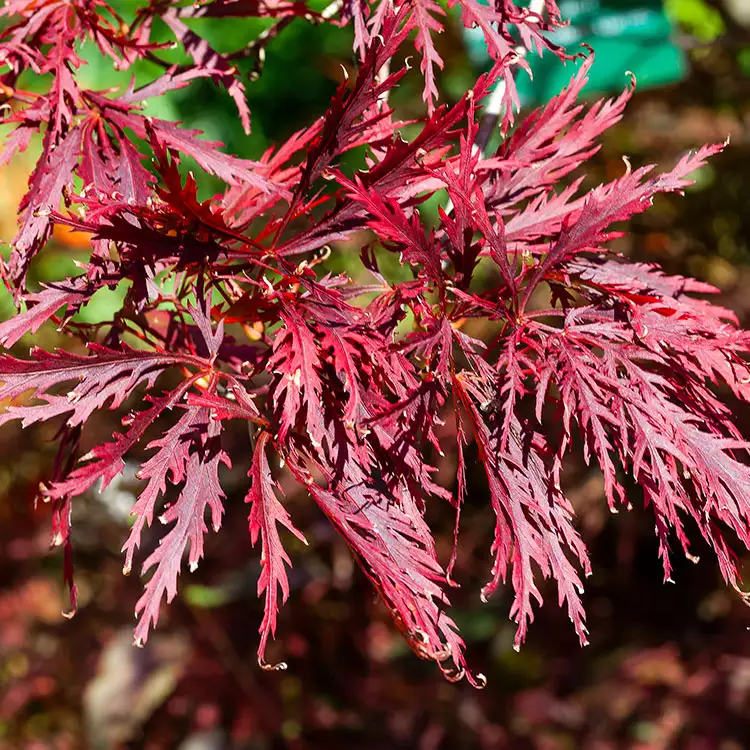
463,0 -> 687,104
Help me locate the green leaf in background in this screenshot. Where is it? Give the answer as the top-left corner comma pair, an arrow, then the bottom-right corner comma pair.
665,0 -> 725,42
184,584 -> 233,609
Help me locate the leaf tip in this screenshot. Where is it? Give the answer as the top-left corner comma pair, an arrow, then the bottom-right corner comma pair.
259,657 -> 287,671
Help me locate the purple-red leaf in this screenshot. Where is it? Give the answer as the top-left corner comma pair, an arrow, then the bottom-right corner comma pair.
133,411 -> 230,644
246,432 -> 307,669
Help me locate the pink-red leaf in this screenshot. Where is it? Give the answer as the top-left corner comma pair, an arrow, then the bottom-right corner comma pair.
246,432 -> 307,669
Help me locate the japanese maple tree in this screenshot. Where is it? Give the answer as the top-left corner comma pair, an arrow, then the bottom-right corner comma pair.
0,0 -> 748,687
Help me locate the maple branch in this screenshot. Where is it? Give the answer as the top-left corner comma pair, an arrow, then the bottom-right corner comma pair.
475,0 -> 546,154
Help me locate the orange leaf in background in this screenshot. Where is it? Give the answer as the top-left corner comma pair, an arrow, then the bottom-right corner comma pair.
0,161 -> 31,243
51,225 -> 94,250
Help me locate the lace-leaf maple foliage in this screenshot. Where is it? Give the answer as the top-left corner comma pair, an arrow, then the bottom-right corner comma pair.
1,0 -> 748,685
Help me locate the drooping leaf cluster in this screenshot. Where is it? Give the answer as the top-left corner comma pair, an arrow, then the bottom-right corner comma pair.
0,0 -> 747,685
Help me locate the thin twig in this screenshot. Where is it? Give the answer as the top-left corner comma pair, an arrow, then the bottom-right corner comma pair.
440,0 -> 545,226
228,0 -> 344,83
142,1 -> 344,84
474,0 -> 546,155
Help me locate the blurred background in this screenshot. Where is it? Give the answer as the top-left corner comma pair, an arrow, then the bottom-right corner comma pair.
2,0 -> 750,747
